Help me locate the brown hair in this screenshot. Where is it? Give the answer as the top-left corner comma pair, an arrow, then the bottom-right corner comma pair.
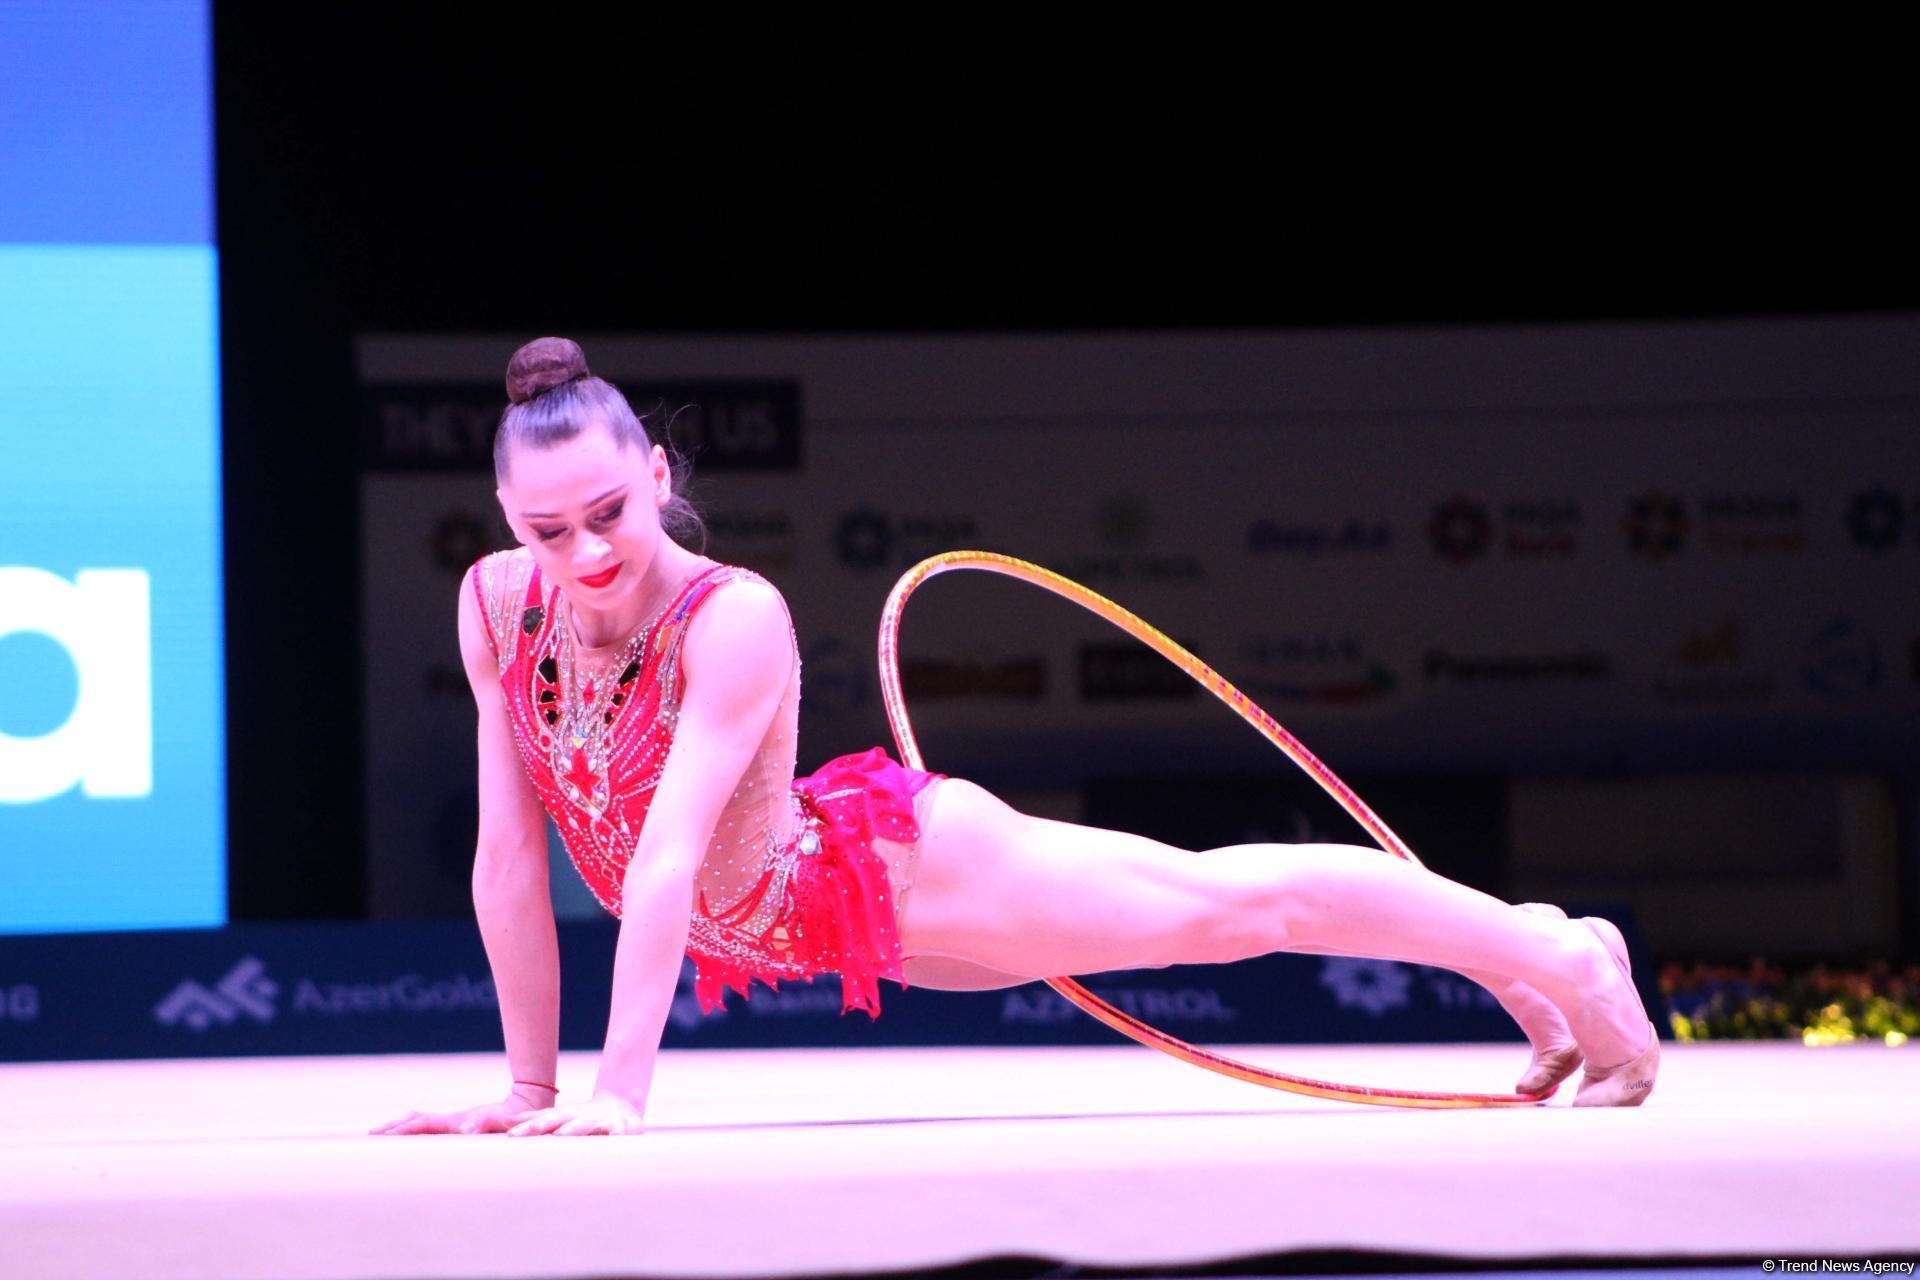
496,337 -> 707,551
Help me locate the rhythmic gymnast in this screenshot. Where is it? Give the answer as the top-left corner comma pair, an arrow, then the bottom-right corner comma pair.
372,338 -> 1658,1137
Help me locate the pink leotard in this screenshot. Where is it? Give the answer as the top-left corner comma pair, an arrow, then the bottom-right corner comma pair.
471,548 -> 944,1017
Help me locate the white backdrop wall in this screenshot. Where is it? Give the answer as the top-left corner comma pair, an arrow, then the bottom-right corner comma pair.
357,321 -> 1920,938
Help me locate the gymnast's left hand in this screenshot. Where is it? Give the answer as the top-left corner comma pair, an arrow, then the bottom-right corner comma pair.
506,1092 -> 646,1136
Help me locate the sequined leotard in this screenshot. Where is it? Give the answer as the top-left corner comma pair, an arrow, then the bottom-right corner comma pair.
471,548 -> 944,1018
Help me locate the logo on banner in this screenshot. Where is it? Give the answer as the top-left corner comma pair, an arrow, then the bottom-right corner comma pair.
1421,970 -> 1501,1011
1652,616 -> 1775,705
1424,649 -> 1613,684
835,508 -> 890,569
1428,496 -> 1493,562
1429,496 -> 1580,561
1499,499 -> 1581,557
1699,493 -> 1806,554
667,962 -> 726,1031
800,636 -> 867,719
903,656 -> 1047,700
1625,491 -> 1689,558
1845,486 -> 1912,553
1080,642 -> 1201,701
362,381 -> 801,472
1802,616 -> 1881,697
1319,957 -> 1412,1016
708,510 -> 798,571
1001,984 -> 1238,1024
668,959 -> 852,1024
1059,493 -> 1206,585
0,566 -> 153,804
1626,492 -> 1805,557
154,956 -> 280,1030
1095,491 -> 1153,547
1246,517 -> 1392,557
154,956 -> 499,1032
428,508 -> 512,579
833,506 -> 978,571
0,984 -> 40,1024
1236,634 -> 1397,705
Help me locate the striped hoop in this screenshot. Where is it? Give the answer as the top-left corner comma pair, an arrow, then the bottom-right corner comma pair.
879,551 -> 1547,1109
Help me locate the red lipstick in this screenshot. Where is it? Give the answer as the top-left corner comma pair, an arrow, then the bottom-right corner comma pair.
578,563 -> 623,588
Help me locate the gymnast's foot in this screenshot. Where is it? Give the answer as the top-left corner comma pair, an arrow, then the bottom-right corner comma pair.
1562,915 -> 1660,1107
1502,903 -> 1584,1097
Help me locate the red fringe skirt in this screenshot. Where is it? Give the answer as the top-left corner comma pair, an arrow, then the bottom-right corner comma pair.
687,747 -> 944,1019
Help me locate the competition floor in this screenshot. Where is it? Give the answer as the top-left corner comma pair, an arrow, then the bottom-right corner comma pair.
3,1041 -> 1916,1280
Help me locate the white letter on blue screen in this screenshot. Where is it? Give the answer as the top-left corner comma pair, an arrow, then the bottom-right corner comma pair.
0,567 -> 153,802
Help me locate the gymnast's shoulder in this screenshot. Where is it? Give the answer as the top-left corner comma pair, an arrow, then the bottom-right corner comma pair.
683,564 -> 796,674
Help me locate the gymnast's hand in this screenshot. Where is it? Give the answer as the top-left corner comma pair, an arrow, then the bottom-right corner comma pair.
505,1092 -> 646,1137
368,1092 -> 541,1136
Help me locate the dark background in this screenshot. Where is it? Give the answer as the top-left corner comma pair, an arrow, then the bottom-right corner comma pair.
214,11 -> 1914,921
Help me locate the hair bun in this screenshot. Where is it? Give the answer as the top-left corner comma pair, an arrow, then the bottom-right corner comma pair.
505,337 -> 590,404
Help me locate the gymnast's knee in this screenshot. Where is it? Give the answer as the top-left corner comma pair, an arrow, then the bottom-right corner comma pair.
1183,859 -> 1299,965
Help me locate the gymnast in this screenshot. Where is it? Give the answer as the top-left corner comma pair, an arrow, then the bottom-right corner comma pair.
372,338 -> 1657,1137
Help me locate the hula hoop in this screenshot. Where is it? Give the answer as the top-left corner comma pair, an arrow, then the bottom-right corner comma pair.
879,551 -> 1547,1109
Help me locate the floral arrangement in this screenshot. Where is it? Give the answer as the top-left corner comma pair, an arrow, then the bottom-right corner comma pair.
1660,959 -> 1918,1045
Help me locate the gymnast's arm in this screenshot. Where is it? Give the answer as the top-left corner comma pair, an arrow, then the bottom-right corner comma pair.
459,565 -> 562,1110
593,578 -> 794,1113
368,571 -> 558,1135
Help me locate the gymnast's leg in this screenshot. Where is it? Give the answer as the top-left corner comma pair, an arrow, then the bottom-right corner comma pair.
1198,842 -> 1583,1091
899,827 -> 1578,1085
898,780 -> 1645,1089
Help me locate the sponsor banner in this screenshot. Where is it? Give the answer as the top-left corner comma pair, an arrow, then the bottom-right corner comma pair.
1697,493 -> 1806,555
832,506 -> 983,572
903,655 -> 1047,700
1624,491 -> 1810,558
707,510 -> 799,571
1247,517 -> 1392,558
1846,485 -> 1920,554
1651,617 -> 1775,706
357,333 -> 1920,912
1425,649 -> 1614,685
1079,641 -> 1202,701
1237,634 -> 1397,707
0,912 -> 1664,1060
360,381 -> 802,472
1057,492 -> 1208,586
1802,616 -> 1882,698
1429,496 -> 1580,562
1625,491 -> 1688,559
1086,771 -> 1511,890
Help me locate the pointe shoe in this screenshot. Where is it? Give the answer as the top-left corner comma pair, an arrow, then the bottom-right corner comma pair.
1512,903 -> 1584,1097
1516,1043 -> 1585,1099
1571,916 -> 1659,1107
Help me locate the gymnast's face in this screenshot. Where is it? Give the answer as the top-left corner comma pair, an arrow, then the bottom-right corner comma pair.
496,417 -> 676,607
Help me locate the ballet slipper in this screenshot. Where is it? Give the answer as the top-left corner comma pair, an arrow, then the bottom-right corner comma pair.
1570,915 -> 1659,1107
1510,903 -> 1584,1097
1516,1041 -> 1586,1099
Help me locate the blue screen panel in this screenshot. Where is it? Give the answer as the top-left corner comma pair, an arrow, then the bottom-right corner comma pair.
0,0 -> 223,933
0,0 -> 213,244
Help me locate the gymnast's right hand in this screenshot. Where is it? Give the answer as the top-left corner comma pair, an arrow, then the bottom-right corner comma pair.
369,1092 -> 541,1135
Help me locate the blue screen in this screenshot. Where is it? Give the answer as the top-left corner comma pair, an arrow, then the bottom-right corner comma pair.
0,0 -> 224,931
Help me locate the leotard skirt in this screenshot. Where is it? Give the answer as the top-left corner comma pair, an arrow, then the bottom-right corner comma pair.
690,747 -> 945,1018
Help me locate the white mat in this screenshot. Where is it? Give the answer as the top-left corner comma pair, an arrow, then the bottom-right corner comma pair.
3,1042 -> 1915,1279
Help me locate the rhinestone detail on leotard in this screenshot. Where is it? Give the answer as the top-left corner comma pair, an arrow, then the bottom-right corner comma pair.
475,549 -> 874,1002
